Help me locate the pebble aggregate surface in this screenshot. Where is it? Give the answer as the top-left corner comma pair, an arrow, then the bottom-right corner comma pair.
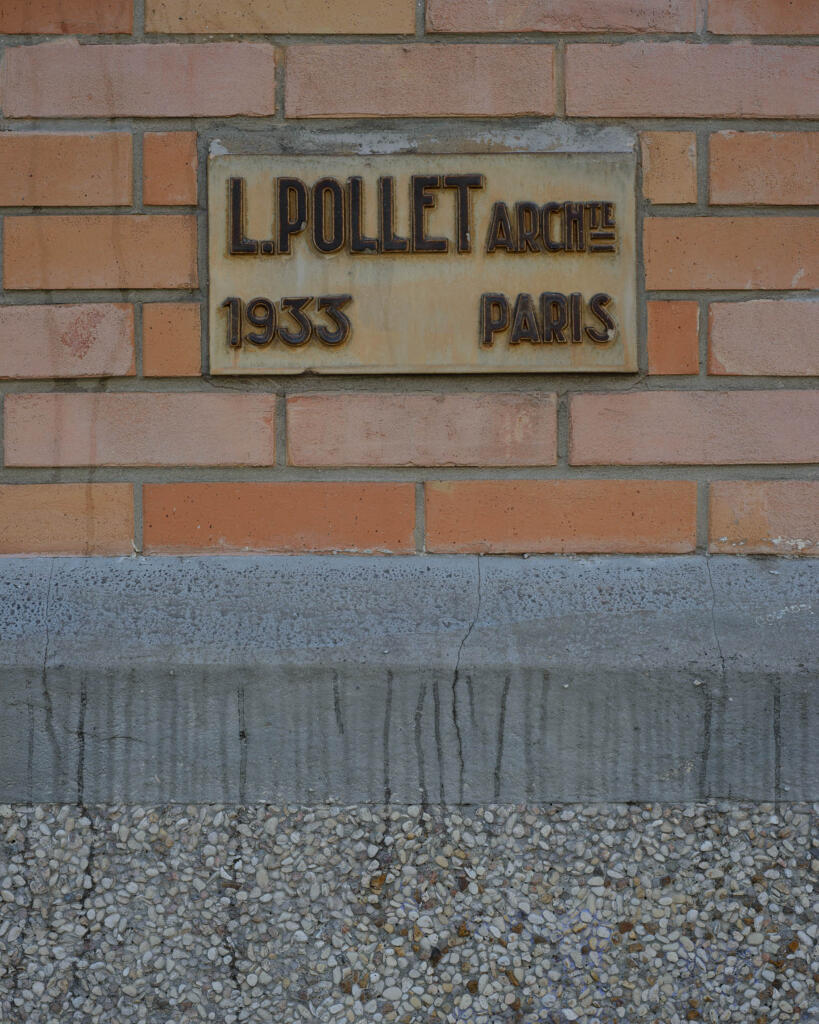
0,803 -> 816,1024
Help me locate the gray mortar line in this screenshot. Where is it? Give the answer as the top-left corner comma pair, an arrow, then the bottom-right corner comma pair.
414,482 -> 425,552
133,481 -> 144,555
416,0 -> 425,39
697,479 -> 709,552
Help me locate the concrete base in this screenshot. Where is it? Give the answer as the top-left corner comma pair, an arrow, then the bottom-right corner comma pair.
1,555 -> 816,803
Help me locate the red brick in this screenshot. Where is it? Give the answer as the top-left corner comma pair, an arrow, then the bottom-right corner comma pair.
285,45 -> 554,118
0,0 -> 131,33
0,484 -> 134,556
0,134 -> 132,207
143,483 -> 415,554
1,41 -> 276,118
641,132 -> 697,205
570,391 -> 819,465
709,300 -> 819,376
143,132 -> 198,206
646,301 -> 699,375
710,132 -> 819,206
147,0 -> 415,33
709,481 -> 819,556
3,215 -> 197,290
4,394 -> 276,467
427,0 -> 696,32
287,394 -> 557,467
709,0 -> 819,35
142,304 -> 201,378
425,480 -> 697,554
0,305 -> 134,379
566,43 -> 818,118
644,217 -> 818,291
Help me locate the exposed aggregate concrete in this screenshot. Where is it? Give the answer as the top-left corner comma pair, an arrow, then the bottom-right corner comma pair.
0,803 -> 816,1024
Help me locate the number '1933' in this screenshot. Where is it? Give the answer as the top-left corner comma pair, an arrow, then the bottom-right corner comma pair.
221,295 -> 353,349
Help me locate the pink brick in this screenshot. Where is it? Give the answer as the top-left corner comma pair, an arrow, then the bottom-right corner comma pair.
287,394 -> 557,467
4,394 -> 277,467
570,391 -> 819,465
566,43 -> 818,118
1,40 -> 276,118
709,300 -> 819,376
710,132 -> 819,205
0,305 -> 134,379
710,481 -> 819,556
285,44 -> 554,117
427,0 -> 696,32
0,484 -> 134,556
709,0 -> 819,35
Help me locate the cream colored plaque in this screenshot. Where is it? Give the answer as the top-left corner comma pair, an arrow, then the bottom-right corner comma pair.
208,153 -> 637,374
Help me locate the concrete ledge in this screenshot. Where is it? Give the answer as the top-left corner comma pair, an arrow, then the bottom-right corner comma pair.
0,555 -> 816,804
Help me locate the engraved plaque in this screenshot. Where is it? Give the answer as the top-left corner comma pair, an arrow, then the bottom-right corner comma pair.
208,153 -> 637,374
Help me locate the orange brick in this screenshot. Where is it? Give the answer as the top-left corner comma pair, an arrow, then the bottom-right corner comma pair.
425,480 -> 697,554
285,45 -> 554,118
641,132 -> 697,205
4,394 -> 276,467
0,134 -> 132,207
570,391 -> 819,465
143,304 -> 201,378
710,132 -> 819,206
0,0 -> 131,33
147,0 -> 415,33
709,0 -> 819,35
710,481 -> 819,556
143,483 -> 415,554
644,217 -> 818,291
647,301 -> 699,375
427,0 -> 696,32
0,305 -> 134,379
143,132 -> 198,206
287,394 -> 557,467
3,216 -> 197,290
709,300 -> 819,376
1,41 -> 276,118
566,43 -> 817,118
0,484 -> 134,556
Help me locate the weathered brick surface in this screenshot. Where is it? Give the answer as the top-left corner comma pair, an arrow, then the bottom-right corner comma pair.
570,391 -> 819,465
3,216 -> 197,290
709,300 -> 819,376
143,132 -> 198,206
425,480 -> 697,554
1,41 -> 276,117
709,0 -> 819,35
646,301 -> 699,375
0,134 -> 132,207
0,0 -> 131,34
0,305 -> 134,379
285,45 -> 554,117
142,304 -> 202,378
143,483 -> 415,554
566,43 -> 818,118
0,484 -> 134,556
641,132 -> 697,205
147,0 -> 415,33
4,394 -> 277,467
710,132 -> 819,206
427,0 -> 696,32
287,394 -> 557,467
644,218 -> 819,291
710,481 -> 819,556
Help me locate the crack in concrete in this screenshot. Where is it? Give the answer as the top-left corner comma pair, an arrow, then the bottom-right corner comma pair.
451,558 -> 482,805
39,559 -> 63,794
702,556 -> 728,801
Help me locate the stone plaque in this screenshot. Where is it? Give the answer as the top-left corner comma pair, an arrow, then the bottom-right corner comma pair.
208,153 -> 637,374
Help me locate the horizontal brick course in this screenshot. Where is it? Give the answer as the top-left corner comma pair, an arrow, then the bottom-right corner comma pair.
570,391 -> 819,465
0,484 -> 134,556
287,394 -> 557,467
426,0 -> 696,32
147,0 -> 415,33
143,133 -> 198,207
709,0 -> 819,35
646,301 -> 699,375
1,41 -> 276,118
0,0 -> 131,33
4,394 -> 277,467
644,217 -> 819,291
3,215 -> 197,290
0,305 -> 134,379
425,480 -> 697,554
709,300 -> 819,376
285,45 -> 554,117
566,43 -> 818,118
640,132 -> 697,205
709,132 -> 819,206
143,483 -> 415,554
710,481 -> 819,556
0,134 -> 132,207
142,304 -> 202,378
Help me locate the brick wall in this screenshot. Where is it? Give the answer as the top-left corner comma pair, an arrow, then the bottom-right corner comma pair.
0,0 -> 816,558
